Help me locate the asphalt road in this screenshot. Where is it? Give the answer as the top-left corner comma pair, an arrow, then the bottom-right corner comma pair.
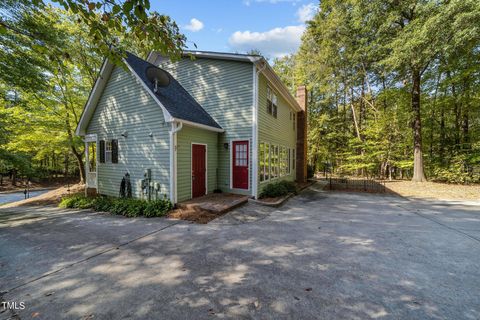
0,189 -> 50,205
1,185 -> 479,319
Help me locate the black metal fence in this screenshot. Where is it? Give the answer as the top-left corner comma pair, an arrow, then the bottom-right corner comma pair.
327,178 -> 386,193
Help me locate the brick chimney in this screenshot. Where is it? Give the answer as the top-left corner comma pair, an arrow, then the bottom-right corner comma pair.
295,86 -> 308,183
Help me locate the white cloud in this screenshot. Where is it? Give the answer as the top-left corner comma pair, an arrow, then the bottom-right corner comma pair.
296,3 -> 317,23
243,0 -> 300,6
228,25 -> 305,58
184,18 -> 204,32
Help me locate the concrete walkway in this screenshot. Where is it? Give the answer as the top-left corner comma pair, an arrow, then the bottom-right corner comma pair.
1,185 -> 479,319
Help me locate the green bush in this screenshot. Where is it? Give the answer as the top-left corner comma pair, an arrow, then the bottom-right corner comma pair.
278,180 -> 298,194
260,180 -> 298,198
144,198 -> 173,217
59,194 -> 173,218
59,194 -> 94,209
92,196 -> 114,212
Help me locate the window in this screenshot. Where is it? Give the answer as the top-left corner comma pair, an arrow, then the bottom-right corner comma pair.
293,148 -> 296,171
272,145 -> 279,178
235,143 -> 248,167
267,86 -> 278,118
105,141 -> 112,163
287,148 -> 291,174
281,147 -> 287,176
293,113 -> 296,131
99,139 -> 118,164
265,144 -> 270,180
259,142 -> 265,182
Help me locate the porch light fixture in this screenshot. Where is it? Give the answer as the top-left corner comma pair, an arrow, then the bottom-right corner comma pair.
121,131 -> 128,138
223,142 -> 229,150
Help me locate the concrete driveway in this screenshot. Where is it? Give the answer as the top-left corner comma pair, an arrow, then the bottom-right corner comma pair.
1,184 -> 479,319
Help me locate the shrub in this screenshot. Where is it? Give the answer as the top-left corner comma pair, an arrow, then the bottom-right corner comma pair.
59,194 -> 173,218
144,198 -> 173,217
124,199 -> 147,217
59,194 -> 94,209
92,196 -> 113,212
278,180 -> 298,194
260,181 -> 288,198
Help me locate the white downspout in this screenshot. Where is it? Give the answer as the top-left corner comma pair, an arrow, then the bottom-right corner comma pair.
252,60 -> 267,199
169,121 -> 183,203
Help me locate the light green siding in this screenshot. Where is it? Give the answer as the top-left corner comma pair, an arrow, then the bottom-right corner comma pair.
176,125 -> 218,202
86,66 -> 171,199
257,73 -> 297,194
155,57 -> 254,195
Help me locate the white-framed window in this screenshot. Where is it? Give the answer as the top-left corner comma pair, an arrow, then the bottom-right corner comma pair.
267,86 -> 278,118
287,148 -> 291,174
264,143 -> 270,181
272,145 -> 279,178
293,148 -> 296,171
259,142 -> 265,182
281,146 -> 287,176
105,141 -> 112,163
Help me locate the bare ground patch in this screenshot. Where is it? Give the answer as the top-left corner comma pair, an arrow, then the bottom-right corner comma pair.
384,180 -> 480,201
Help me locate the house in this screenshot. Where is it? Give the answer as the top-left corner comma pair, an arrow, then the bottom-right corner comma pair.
75,51 -> 307,203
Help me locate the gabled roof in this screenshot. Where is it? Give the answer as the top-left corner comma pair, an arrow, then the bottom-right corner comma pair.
147,50 -> 302,112
76,52 -> 223,136
124,52 -> 222,130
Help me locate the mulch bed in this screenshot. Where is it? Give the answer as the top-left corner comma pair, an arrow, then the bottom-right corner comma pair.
167,208 -> 223,224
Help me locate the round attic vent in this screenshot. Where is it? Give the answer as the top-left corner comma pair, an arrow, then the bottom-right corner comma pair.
146,66 -> 170,92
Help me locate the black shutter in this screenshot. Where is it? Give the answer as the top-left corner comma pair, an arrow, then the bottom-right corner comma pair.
99,140 -> 105,163
111,139 -> 118,163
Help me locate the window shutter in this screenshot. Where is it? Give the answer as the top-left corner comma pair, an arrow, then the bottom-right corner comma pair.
99,140 -> 105,163
111,139 -> 118,163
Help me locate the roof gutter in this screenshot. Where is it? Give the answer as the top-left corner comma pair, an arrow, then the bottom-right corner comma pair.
177,119 -> 225,133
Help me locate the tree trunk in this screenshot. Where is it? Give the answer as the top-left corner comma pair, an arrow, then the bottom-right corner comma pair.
72,146 -> 85,184
11,169 -> 17,186
462,79 -> 470,148
411,69 -> 426,182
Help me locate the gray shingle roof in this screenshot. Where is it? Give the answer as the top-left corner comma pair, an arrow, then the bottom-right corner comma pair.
125,52 -> 222,130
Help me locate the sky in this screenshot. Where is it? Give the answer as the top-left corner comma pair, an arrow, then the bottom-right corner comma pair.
150,0 -> 319,59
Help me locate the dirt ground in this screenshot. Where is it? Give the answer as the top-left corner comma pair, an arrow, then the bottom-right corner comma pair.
384,180 -> 480,200
0,183 -> 84,208
167,208 -> 221,224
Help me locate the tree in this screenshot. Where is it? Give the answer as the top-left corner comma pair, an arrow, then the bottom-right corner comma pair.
287,0 -> 480,183
0,0 -> 186,64
370,0 -> 480,181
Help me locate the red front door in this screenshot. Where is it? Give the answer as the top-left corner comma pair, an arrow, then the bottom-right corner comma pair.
192,144 -> 206,198
232,141 -> 249,189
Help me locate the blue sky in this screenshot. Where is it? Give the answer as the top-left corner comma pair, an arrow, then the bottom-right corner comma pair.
150,0 -> 318,59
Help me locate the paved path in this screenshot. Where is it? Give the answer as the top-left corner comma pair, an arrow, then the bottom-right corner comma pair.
1,185 -> 479,319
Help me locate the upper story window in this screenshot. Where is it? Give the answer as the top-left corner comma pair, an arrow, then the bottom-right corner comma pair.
267,86 -> 278,118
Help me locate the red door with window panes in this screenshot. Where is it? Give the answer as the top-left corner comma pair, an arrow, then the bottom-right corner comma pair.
192,144 -> 206,198
232,141 -> 249,189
